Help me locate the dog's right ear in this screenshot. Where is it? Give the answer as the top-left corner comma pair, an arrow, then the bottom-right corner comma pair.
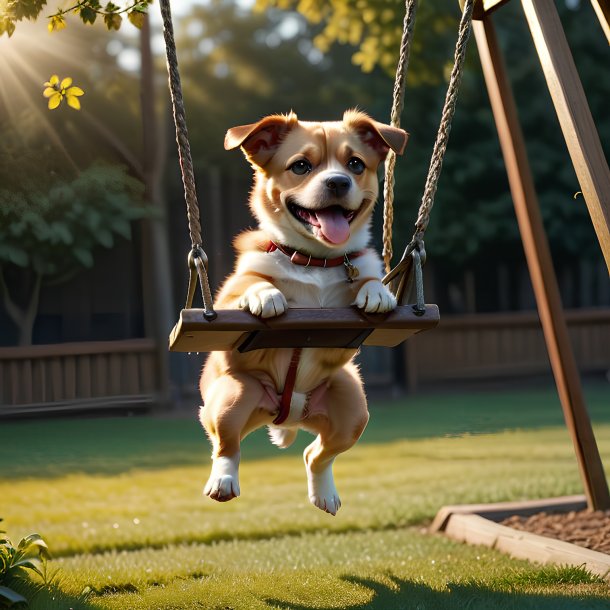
225,113 -> 298,168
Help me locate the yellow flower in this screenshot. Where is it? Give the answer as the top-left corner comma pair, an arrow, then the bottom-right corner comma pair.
43,75 -> 85,110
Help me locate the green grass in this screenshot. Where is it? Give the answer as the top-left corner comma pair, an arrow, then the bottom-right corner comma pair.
1,382 -> 610,609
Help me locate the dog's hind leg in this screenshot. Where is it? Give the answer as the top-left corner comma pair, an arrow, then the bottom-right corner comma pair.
199,372 -> 270,502
303,363 -> 369,515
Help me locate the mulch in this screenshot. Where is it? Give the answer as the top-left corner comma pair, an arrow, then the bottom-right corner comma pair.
501,509 -> 610,555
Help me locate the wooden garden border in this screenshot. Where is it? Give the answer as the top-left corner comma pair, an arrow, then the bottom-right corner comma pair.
430,496 -> 610,581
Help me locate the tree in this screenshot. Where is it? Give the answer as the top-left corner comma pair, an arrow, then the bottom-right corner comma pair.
0,140 -> 149,345
255,0 -> 465,82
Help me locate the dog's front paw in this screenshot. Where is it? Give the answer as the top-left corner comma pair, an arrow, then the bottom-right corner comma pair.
239,284 -> 287,318
204,455 -> 240,502
354,280 -> 397,313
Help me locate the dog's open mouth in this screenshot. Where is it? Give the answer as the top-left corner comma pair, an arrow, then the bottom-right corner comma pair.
288,201 -> 358,245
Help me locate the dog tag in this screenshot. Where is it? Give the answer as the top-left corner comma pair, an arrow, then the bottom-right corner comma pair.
344,255 -> 360,283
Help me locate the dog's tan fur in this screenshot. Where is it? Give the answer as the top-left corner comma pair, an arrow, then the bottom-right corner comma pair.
199,110 -> 407,515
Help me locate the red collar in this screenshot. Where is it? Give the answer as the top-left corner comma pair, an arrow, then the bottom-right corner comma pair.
265,241 -> 365,268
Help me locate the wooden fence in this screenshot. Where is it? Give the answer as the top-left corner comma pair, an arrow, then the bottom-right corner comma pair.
404,308 -> 610,391
0,339 -> 159,416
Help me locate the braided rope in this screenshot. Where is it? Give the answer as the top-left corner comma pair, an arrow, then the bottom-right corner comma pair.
160,0 -> 215,317
382,0 -> 418,273
411,0 -> 474,243
159,0 -> 202,248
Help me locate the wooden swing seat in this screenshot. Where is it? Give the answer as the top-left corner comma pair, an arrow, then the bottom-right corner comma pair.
169,304 -> 439,353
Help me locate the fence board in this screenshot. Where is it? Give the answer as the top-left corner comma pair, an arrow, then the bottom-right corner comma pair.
10,361 -> 19,404
108,354 -> 122,395
77,356 -> 92,399
0,339 -> 158,414
63,356 -> 76,400
32,359 -> 46,403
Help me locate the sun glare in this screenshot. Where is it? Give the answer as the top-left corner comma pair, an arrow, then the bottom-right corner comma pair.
0,19 -> 99,168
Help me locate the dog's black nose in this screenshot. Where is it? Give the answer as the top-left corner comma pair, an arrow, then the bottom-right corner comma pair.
325,174 -> 351,197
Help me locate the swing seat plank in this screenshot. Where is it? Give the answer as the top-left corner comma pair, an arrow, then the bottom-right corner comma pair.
169,304 -> 439,353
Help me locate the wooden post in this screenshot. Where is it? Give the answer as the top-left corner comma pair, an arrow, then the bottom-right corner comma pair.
140,14 -> 172,408
473,16 -> 610,510
590,0 -> 610,44
521,0 -> 610,273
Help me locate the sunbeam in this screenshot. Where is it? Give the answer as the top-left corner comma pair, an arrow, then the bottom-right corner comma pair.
4,52 -> 80,173
0,16 -> 141,176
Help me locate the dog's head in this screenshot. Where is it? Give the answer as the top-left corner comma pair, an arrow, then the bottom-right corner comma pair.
225,110 -> 408,256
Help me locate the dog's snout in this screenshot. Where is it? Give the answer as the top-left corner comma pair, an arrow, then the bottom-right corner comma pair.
325,174 -> 351,198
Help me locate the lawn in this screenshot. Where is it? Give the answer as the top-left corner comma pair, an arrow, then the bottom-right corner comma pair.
1,382 -> 610,609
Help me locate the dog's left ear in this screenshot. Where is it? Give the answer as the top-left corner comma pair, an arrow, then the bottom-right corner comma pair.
344,110 -> 409,160
225,113 -> 298,168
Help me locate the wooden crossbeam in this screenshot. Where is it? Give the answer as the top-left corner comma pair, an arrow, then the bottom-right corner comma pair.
471,0 -> 512,20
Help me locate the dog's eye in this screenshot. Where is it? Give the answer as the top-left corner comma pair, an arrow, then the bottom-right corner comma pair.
347,157 -> 365,175
289,159 -> 312,175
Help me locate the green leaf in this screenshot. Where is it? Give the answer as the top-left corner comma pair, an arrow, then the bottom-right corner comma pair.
17,534 -> 44,552
111,217 -> 132,239
49,222 -> 73,245
0,585 -> 27,605
96,229 -> 114,248
16,535 -> 49,560
73,248 -> 94,268
103,11 -> 122,30
79,6 -> 97,25
7,248 -> 28,267
0,548 -> 9,576
10,559 -> 44,579
127,10 -> 145,29
2,18 -> 16,38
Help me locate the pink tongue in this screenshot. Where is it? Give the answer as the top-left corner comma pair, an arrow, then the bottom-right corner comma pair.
315,207 -> 350,244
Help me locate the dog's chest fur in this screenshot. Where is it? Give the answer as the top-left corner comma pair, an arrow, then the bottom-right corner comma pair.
236,248 -> 382,308
210,247 -> 384,394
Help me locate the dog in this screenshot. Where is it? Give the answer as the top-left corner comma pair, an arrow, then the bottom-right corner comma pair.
199,109 -> 407,515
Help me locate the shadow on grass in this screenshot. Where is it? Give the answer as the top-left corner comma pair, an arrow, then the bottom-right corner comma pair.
264,573 -> 610,610
7,577 -> 103,610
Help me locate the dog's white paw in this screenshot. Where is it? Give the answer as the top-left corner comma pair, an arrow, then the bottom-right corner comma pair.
305,459 -> 341,516
204,454 -> 240,502
239,285 -> 287,318
354,280 -> 397,313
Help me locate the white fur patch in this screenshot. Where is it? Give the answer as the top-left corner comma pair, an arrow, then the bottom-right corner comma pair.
285,391 -> 307,424
267,426 -> 298,448
266,392 -> 306,448
354,279 -> 397,313
305,457 -> 341,516
204,453 -> 240,502
238,282 -> 287,318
